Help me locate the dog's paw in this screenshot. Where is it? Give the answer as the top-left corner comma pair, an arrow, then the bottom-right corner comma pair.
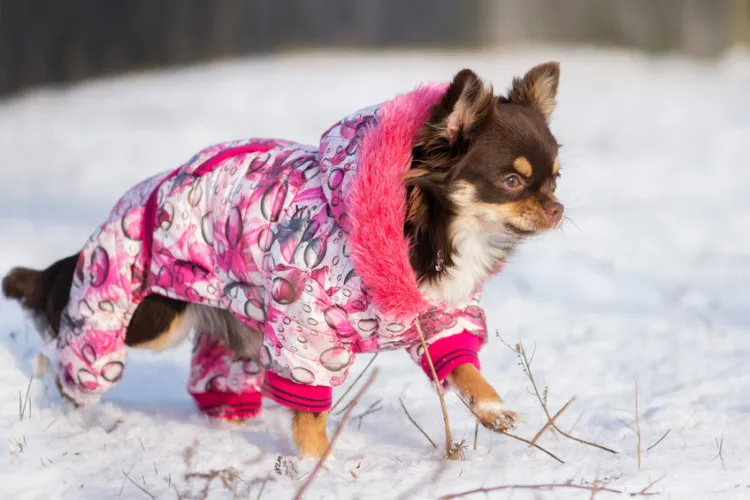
473,400 -> 519,433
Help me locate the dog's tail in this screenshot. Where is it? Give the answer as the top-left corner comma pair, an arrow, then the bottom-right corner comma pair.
2,254 -> 79,340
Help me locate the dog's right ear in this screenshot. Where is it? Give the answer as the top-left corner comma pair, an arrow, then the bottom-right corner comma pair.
431,69 -> 494,147
507,61 -> 560,122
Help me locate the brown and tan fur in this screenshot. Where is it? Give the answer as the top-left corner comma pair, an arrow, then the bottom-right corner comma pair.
2,62 -> 564,458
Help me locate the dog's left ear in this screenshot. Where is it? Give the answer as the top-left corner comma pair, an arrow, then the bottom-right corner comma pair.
409,69 -> 493,184
507,61 -> 560,122
443,69 -> 494,145
429,69 -> 494,148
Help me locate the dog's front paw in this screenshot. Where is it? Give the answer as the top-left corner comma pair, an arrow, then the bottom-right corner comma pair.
473,400 -> 519,433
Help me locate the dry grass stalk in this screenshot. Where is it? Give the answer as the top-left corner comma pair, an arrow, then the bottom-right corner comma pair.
473,424 -> 479,451
18,376 -> 33,421
529,395 -> 576,447
330,353 -> 379,413
353,399 -> 383,430
414,318 -> 461,460
176,443 -> 267,499
456,395 -> 564,464
292,368 -> 379,500
589,475 -> 601,500
439,480 -> 661,499
399,397 -> 438,449
711,436 -> 726,471
635,381 -> 642,471
646,430 -> 670,452
638,476 -> 666,495
122,471 -> 156,499
181,468 -> 251,499
512,339 -> 617,454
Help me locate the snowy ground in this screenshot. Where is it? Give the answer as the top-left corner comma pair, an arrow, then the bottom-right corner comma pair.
1,47 -> 750,499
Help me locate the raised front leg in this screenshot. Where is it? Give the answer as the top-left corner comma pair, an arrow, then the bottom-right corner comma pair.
447,363 -> 518,432
291,410 -> 331,458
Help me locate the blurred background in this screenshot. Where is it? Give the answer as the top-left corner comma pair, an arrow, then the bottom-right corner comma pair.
1,0 -> 749,96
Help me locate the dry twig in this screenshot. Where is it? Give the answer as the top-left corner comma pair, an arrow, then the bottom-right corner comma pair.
647,430 -> 670,452
635,381 -> 642,471
638,476 -> 665,495
122,471 -> 156,499
293,369 -> 379,500
456,395 -> 564,464
415,319 -> 461,460
330,353 -> 378,413
18,376 -> 33,421
399,397 -> 437,449
589,474 -> 601,500
353,400 -> 383,430
711,436 -> 726,470
439,480 -> 661,499
512,339 -> 617,454
529,395 -> 576,447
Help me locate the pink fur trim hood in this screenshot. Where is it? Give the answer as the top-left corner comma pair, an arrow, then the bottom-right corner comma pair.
319,84 -> 447,322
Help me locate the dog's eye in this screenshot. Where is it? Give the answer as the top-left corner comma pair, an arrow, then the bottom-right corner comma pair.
502,174 -> 524,190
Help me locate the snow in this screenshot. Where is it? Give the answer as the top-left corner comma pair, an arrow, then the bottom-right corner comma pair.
2,46 -> 750,499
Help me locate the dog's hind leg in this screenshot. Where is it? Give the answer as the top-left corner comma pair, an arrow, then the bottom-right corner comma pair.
291,409 -> 330,459
188,332 -> 264,422
125,295 -> 190,351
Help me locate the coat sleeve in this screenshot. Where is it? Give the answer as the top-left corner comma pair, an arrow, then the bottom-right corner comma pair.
55,217 -> 137,407
258,267 -> 357,413
405,290 -> 487,385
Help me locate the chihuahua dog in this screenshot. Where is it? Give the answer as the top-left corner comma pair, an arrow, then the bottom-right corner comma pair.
3,62 -> 563,458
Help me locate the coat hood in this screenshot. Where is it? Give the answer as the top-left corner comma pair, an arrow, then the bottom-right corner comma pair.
318,84 -> 448,323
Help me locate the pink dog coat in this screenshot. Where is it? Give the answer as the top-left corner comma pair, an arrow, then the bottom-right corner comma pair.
56,84 -> 490,418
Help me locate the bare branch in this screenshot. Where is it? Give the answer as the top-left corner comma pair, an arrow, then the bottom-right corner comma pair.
639,476 -> 666,495
399,397 -> 437,449
439,481 -> 660,499
529,395 -> 576,447
515,339 -> 617,454
415,319 -> 460,460
456,395 -> 564,464
292,368 -> 379,500
331,353 -> 379,413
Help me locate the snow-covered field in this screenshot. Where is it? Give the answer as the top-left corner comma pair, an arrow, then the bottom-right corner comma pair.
1,47 -> 750,499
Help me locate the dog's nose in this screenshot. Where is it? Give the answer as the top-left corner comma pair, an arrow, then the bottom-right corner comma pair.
544,202 -> 564,225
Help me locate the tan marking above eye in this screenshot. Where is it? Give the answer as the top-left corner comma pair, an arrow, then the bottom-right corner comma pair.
552,157 -> 560,175
512,156 -> 533,177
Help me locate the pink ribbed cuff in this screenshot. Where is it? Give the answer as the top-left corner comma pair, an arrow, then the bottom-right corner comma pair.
191,390 -> 263,420
419,330 -> 481,383
262,371 -> 332,412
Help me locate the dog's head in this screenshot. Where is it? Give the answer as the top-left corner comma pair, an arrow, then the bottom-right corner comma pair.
410,62 -> 563,237
407,63 -> 564,296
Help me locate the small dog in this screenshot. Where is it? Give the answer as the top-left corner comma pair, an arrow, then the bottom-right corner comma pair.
3,62 -> 563,458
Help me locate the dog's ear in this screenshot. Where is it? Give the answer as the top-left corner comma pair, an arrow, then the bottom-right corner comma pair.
507,61 -> 560,122
430,69 -> 494,147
